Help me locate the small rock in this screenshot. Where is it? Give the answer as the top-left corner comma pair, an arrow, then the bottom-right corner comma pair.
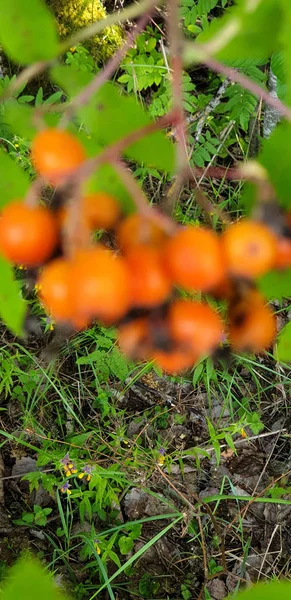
206,578 -> 227,600
123,488 -> 169,519
12,457 -> 37,491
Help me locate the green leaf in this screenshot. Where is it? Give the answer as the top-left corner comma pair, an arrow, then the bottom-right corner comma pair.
118,535 -> 134,555
0,0 -> 59,65
259,122 -> 291,209
0,256 -> 26,335
278,0 -> 291,105
51,66 -> 174,172
1,557 -> 70,599
4,101 -> 59,140
232,581 -> 291,600
0,148 -> 30,207
185,0 -> 283,66
271,52 -> 285,82
276,322 -> 291,363
258,268 -> 291,300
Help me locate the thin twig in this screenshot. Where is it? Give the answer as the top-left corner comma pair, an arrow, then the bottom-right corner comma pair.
61,6 -> 156,126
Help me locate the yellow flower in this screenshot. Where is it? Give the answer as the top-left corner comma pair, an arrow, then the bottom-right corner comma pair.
70,47 -> 76,53
240,428 -> 247,439
157,456 -> 165,466
34,283 -> 42,293
15,144 -> 19,148
78,472 -> 85,479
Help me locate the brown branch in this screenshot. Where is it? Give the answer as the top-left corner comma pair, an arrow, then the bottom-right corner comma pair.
166,0 -> 188,213
61,6 -> 157,126
203,55 -> 291,122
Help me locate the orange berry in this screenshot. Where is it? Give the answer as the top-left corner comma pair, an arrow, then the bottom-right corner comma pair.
228,290 -> 276,353
126,247 -> 172,307
71,246 -> 131,324
118,318 -> 150,360
169,300 -> 223,356
82,193 -> 121,230
117,213 -> 166,253
163,226 -> 225,292
38,258 -> 73,321
0,201 -> 58,266
31,128 -> 86,183
222,220 -> 276,279
275,237 -> 291,269
152,347 -> 197,374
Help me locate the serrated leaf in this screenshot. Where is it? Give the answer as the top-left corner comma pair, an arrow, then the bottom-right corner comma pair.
0,0 -> 59,65
259,122 -> 291,209
0,256 -> 26,335
258,268 -> 291,300
51,66 -> 174,172
0,148 -> 30,206
1,557 -> 70,600
271,53 -> 285,81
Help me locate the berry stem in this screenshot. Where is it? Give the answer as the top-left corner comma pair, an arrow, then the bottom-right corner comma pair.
24,178 -> 44,208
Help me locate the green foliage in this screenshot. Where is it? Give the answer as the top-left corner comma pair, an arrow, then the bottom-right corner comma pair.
118,28 -> 166,93
0,256 -> 26,335
14,505 -> 53,527
275,322 -> 291,363
0,0 -> 58,65
51,65 -> 175,172
0,557 -> 70,599
181,0 -> 223,37
259,122 -> 291,209
217,66 -> 266,131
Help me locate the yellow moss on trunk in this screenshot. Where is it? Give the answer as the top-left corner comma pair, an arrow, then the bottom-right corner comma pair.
46,0 -> 123,61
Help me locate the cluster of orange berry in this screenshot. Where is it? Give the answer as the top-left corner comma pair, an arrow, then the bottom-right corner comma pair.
0,128 -> 288,373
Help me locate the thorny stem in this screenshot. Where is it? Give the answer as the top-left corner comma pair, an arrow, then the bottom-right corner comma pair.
61,4 -> 157,126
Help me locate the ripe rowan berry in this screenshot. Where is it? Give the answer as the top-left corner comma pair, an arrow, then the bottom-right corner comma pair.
0,201 -> 58,266
117,213 -> 166,253
59,193 -> 121,232
169,300 -> 223,356
275,236 -> 291,269
228,290 -> 276,353
126,247 -> 172,307
70,246 -> 131,324
163,226 -> 225,292
82,192 -> 121,230
31,128 -> 86,183
38,258 -> 73,322
118,318 -> 150,360
152,347 -> 197,374
222,220 -> 276,279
